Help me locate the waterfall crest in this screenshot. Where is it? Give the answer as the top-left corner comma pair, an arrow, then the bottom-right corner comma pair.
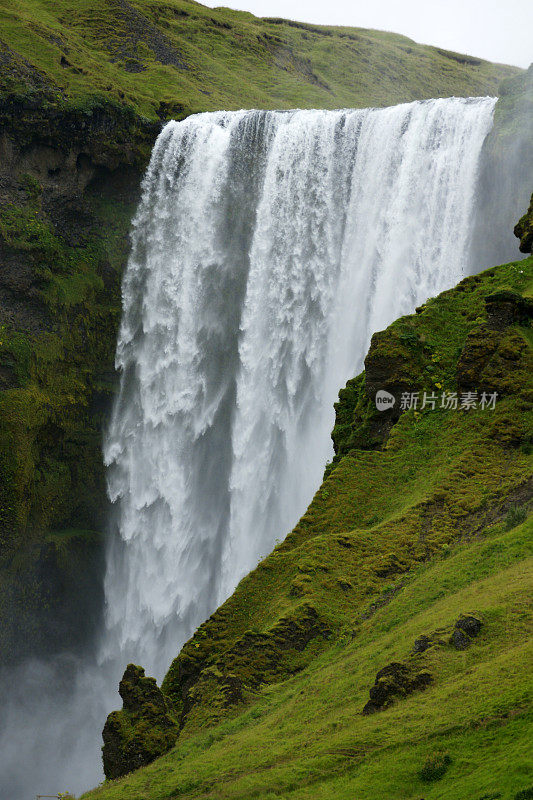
103,97 -> 496,678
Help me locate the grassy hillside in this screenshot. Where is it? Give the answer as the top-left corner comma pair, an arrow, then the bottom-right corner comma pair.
82,251 -> 533,799
86,519 -> 533,800
0,0 -> 519,119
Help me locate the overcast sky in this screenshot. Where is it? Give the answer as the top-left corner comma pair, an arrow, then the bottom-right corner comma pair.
203,0 -> 532,68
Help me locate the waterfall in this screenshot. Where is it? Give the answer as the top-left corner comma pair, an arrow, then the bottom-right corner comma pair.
0,96 -> 496,800
102,97 -> 496,678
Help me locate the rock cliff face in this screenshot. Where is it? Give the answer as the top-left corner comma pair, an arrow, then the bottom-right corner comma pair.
0,97 -> 157,662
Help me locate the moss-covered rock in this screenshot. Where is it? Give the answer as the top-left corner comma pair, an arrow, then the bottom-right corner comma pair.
449,614 -> 483,650
0,97 -> 148,662
161,603 -> 331,731
102,664 -> 178,779
485,290 -> 533,328
362,661 -> 433,714
515,193 -> 533,253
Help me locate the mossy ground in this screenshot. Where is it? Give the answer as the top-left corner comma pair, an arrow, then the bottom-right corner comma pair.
80,256 -> 532,799
82,517 -> 533,800
0,172 -> 133,536
0,0 -> 519,121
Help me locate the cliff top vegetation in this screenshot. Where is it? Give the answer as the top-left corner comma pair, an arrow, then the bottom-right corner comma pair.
0,0 -> 520,120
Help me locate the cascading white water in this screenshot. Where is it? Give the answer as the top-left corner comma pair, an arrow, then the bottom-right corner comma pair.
102,97 -> 496,679
0,96 -> 497,800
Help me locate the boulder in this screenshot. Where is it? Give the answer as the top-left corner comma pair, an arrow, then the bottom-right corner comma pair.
449,615 -> 483,650
413,635 -> 432,653
362,661 -> 432,714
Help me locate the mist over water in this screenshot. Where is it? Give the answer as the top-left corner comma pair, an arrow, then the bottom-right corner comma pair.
0,97 -> 496,798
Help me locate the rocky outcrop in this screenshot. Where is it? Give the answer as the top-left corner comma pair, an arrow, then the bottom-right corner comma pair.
449,615 -> 483,650
102,664 -> 178,779
456,293 -> 531,396
485,290 -> 533,329
514,193 -> 533,253
0,96 -> 159,664
162,603 -> 331,727
363,615 -> 483,714
362,662 -> 433,715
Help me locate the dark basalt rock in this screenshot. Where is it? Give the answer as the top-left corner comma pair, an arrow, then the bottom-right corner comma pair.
514,788 -> 533,800
362,661 -> 432,714
485,290 -> 533,330
413,634 -> 432,653
514,193 -> 533,253
102,663 -> 178,780
449,615 -> 483,650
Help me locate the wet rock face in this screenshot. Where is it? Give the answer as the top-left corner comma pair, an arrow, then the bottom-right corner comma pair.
514,193 -> 533,253
102,664 -> 178,780
449,615 -> 483,650
362,662 -> 432,715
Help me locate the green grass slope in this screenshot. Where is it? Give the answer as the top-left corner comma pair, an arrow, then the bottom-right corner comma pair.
82,253 -> 533,799
0,0 -> 519,119
86,519 -> 533,800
